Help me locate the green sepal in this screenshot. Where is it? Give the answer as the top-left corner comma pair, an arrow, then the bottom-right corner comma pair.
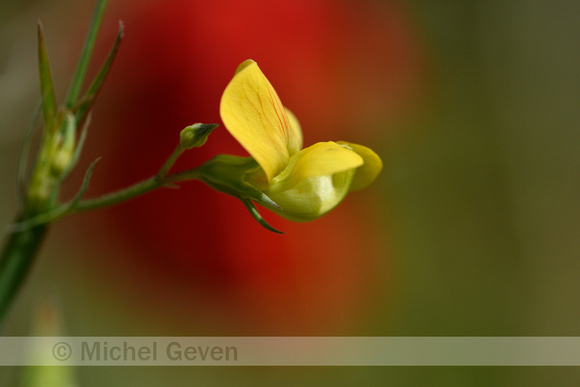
241,198 -> 284,234
73,21 -> 124,124
37,21 -> 57,131
198,155 -> 285,233
198,153 -> 281,205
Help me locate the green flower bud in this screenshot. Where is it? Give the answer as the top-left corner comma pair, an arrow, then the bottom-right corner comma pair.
179,123 -> 218,149
27,109 -> 77,210
50,111 -> 76,175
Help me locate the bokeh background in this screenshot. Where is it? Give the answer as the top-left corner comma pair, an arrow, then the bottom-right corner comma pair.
1,0 -> 579,385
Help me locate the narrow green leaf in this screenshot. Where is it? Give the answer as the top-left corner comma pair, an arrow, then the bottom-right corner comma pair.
37,21 -> 57,130
74,21 -> 124,123
241,198 -> 285,234
64,0 -> 109,108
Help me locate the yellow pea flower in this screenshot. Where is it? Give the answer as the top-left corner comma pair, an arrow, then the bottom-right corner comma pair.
200,60 -> 382,229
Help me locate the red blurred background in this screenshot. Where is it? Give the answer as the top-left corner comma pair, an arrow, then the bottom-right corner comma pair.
65,0 -> 424,335
4,0 -> 580,384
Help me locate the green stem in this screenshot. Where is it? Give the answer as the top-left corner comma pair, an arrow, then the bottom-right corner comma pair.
164,168 -> 203,183
64,0 -> 108,108
9,163 -> 206,234
73,175 -> 161,213
72,167 -> 203,214
0,213 -> 48,329
157,145 -> 184,178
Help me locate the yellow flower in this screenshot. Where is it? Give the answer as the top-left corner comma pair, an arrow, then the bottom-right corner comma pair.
199,59 -> 381,229
219,60 -> 382,222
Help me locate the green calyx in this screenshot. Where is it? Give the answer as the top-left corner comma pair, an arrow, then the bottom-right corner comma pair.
198,154 -> 278,207
198,154 -> 284,233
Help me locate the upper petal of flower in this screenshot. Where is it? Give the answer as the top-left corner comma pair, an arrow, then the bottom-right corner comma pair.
220,60 -> 302,182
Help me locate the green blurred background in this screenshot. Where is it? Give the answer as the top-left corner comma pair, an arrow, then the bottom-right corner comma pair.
1,0 -> 579,385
